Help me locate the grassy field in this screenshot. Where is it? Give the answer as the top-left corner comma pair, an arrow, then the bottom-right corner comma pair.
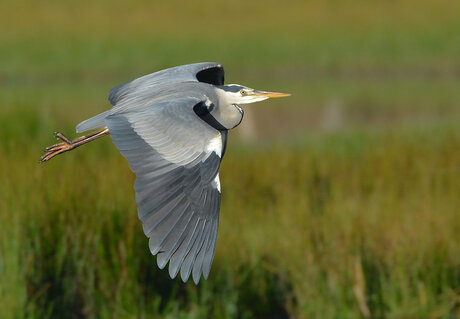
1,0 -> 459,318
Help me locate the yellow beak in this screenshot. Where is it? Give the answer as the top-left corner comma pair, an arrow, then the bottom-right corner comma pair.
253,90 -> 291,98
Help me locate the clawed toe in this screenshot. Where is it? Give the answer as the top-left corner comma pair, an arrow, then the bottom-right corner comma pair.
40,144 -> 71,163
45,143 -> 64,152
55,132 -> 72,144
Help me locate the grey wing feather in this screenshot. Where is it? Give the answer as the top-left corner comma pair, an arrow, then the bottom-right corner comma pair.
105,97 -> 225,284
108,62 -> 224,106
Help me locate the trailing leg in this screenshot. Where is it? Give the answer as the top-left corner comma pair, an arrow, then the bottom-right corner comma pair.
40,128 -> 110,163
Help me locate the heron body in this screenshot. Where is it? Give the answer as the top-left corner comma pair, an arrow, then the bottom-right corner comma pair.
41,62 -> 289,284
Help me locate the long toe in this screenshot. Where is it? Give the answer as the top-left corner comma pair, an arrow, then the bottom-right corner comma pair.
55,132 -> 72,144
40,143 -> 72,163
45,143 -> 65,152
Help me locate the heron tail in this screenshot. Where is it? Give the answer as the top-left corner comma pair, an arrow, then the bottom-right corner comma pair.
76,110 -> 111,133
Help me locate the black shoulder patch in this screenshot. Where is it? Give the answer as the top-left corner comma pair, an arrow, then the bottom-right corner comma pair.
196,65 -> 225,85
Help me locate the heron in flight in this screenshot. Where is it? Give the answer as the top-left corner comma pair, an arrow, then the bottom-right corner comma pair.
40,62 -> 290,284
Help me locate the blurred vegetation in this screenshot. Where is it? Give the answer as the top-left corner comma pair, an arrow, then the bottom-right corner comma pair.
0,0 -> 459,318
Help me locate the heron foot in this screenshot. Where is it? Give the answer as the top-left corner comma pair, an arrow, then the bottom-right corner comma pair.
40,132 -> 76,163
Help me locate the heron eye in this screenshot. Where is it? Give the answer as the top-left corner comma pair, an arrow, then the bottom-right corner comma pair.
240,90 -> 246,96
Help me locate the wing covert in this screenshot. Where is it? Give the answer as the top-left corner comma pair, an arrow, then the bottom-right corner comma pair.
108,63 -> 224,106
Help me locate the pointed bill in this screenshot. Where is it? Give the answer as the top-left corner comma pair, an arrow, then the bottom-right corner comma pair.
253,90 -> 291,98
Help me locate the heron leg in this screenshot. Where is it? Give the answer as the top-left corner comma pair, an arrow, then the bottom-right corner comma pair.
40,128 -> 110,163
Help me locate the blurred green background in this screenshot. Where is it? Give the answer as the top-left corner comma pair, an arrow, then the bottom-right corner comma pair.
1,0 -> 459,318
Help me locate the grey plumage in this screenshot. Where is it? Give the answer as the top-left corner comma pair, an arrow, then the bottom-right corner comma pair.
105,96 -> 223,284
72,62 -> 289,284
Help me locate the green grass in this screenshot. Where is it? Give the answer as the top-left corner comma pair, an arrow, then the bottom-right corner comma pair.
1,0 -> 460,318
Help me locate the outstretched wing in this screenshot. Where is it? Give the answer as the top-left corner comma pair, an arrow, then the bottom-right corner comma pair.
105,97 -> 225,284
108,62 -> 224,106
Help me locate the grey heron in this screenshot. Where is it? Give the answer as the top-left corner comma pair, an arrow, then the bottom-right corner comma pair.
40,62 -> 290,284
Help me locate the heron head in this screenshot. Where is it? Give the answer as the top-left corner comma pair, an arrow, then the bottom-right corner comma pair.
218,84 -> 290,105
